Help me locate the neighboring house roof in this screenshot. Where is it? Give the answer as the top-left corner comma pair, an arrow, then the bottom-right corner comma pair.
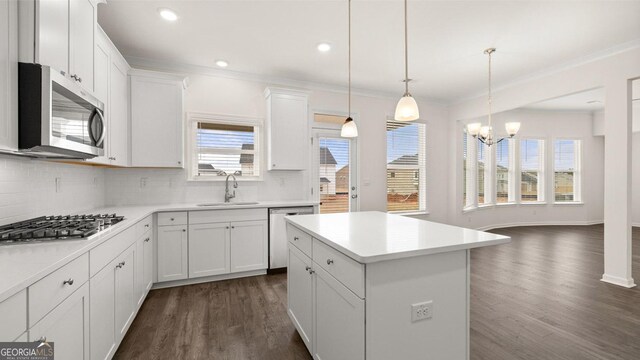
388,154 -> 418,166
320,147 -> 337,165
240,143 -> 254,164
198,163 -> 215,170
320,177 -> 331,183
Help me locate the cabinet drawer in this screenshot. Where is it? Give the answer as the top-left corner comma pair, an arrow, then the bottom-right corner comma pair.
313,240 -> 364,298
29,253 -> 89,327
135,215 -> 153,238
0,289 -> 27,341
287,224 -> 312,257
90,226 -> 136,277
158,212 -> 187,226
188,208 -> 267,224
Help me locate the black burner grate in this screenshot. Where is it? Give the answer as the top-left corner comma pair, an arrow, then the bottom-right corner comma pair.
0,214 -> 125,244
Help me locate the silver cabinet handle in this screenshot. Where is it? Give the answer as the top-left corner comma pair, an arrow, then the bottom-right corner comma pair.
309,269 -> 315,274
145,224 -> 150,228
305,266 -> 310,271
116,263 -> 122,269
121,261 -> 126,267
63,278 -> 74,286
71,74 -> 81,82
231,226 -> 235,229
293,236 -> 299,241
170,218 -> 175,221
144,237 -> 150,242
182,229 -> 186,232
326,259 -> 334,265
226,226 -> 229,229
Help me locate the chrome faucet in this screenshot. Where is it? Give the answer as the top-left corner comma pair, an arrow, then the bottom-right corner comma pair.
225,173 -> 238,202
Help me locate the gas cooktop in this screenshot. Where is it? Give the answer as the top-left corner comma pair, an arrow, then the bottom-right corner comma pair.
0,214 -> 125,245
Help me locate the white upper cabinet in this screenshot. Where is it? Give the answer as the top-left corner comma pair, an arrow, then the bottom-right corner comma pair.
130,70 -> 185,168
264,88 -> 309,170
0,0 -> 18,151
19,0 -> 96,93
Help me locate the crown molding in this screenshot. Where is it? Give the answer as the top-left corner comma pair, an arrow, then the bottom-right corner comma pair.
451,39 -> 640,106
124,55 -> 447,107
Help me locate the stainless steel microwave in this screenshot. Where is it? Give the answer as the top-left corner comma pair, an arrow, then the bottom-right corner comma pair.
18,63 -> 105,159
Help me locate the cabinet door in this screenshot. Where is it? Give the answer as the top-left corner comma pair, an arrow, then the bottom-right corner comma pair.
29,282 -> 90,360
109,55 -> 129,166
37,0 -> 69,74
135,233 -> 153,307
0,0 -> 18,151
230,220 -> 268,273
157,225 -> 188,282
115,246 -> 135,342
88,28 -> 111,165
130,75 -> 183,168
69,0 -> 94,91
267,92 -> 308,170
314,267 -> 365,360
189,223 -> 231,278
287,246 -> 313,352
90,259 -> 116,360
142,233 -> 154,292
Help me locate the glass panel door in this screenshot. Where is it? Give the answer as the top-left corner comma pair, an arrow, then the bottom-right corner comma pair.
313,130 -> 357,214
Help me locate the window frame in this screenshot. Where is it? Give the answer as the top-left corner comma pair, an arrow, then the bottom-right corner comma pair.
552,138 -> 582,204
494,138 -> 516,205
186,112 -> 264,182
519,137 -> 546,204
385,118 -> 427,214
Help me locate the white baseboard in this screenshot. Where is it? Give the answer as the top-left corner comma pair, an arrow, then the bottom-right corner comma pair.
477,220 -> 604,232
601,274 -> 637,288
151,269 -> 267,290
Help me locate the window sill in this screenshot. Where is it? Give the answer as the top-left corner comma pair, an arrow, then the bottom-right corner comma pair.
462,206 -> 476,214
495,202 -> 517,206
477,204 -> 494,210
553,201 -> 584,206
390,210 -> 430,216
520,201 -> 547,206
188,177 -> 264,182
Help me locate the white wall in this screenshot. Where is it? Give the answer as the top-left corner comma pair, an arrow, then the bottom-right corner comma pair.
634,132 -> 640,226
441,109 -> 604,230
105,72 -> 451,221
0,156 -> 105,226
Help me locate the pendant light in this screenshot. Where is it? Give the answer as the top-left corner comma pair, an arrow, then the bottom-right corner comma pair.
467,48 -> 520,146
394,0 -> 419,121
341,0 -> 358,137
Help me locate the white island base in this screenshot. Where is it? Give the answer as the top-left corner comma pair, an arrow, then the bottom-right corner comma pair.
285,211 -> 510,360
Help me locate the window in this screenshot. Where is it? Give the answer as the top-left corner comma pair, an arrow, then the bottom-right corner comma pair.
554,139 -> 581,202
463,131 -> 468,207
386,120 -> 426,212
189,115 -> 261,180
496,139 -> 514,203
477,140 -> 490,205
520,139 -> 544,202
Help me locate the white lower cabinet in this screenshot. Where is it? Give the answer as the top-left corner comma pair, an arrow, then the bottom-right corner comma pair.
287,246 -> 314,352
157,224 -> 188,282
115,246 -> 136,341
189,222 -> 231,278
136,231 -> 154,307
29,282 -> 90,360
90,259 -> 117,360
314,266 -> 365,360
230,220 -> 268,273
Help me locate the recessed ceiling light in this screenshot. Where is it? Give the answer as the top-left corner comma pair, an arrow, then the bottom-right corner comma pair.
215,60 -> 229,68
158,8 -> 178,22
317,43 -> 331,52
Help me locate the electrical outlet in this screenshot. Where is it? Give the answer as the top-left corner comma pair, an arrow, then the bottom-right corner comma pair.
55,178 -> 62,193
140,177 -> 148,188
411,301 -> 433,322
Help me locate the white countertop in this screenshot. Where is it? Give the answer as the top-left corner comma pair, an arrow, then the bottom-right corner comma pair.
285,211 -> 510,264
0,200 -> 316,303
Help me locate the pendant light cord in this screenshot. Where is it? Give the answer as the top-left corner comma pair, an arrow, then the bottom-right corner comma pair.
404,0 -> 409,95
348,0 -> 351,117
487,50 -> 492,128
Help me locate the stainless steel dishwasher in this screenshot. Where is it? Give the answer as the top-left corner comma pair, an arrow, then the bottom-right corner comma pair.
269,206 -> 315,270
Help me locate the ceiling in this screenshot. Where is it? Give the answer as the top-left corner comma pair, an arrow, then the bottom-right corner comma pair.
98,1 -> 640,103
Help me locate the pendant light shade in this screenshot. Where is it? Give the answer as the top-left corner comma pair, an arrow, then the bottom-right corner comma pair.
341,117 -> 358,137
394,0 -> 419,121
341,0 -> 358,138
394,94 -> 419,121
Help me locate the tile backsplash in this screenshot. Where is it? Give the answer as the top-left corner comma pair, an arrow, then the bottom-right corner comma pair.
105,168 -> 308,206
0,155 -> 105,226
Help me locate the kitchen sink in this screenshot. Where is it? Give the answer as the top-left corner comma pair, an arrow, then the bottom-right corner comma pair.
197,202 -> 260,207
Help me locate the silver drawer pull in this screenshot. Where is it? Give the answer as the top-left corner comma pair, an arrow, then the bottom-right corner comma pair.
145,224 -> 150,228
326,259 -> 334,265
293,236 -> 299,241
144,237 -> 150,242
309,269 -> 315,275
305,266 -> 310,271
182,229 -> 186,232
63,278 -> 74,286
170,218 -> 175,221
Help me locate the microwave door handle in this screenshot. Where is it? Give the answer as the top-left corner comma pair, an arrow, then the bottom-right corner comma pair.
94,109 -> 106,146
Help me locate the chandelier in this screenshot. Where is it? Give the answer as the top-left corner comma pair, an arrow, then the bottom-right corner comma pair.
467,48 -> 520,146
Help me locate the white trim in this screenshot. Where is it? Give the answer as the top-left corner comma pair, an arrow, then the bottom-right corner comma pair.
553,202 -> 585,206
600,274 -> 637,288
476,220 -> 603,232
151,270 -> 266,290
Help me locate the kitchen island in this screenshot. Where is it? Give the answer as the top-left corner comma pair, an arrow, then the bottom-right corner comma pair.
285,211 -> 510,360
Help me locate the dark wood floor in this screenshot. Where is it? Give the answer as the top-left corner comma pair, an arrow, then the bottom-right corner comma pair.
115,225 -> 640,360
